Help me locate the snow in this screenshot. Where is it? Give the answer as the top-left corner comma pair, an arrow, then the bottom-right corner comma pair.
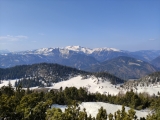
10,46 -> 121,56
129,62 -> 141,66
52,75 -> 160,96
0,80 -> 17,87
0,79 -> 40,90
35,48 -> 54,55
1,75 -> 159,96
65,46 -> 93,54
53,76 -> 120,95
18,48 -> 55,55
59,49 -> 70,56
93,47 -> 120,52
130,85 -> 160,96
51,102 -> 150,118
137,60 -> 143,62
51,104 -> 67,112
0,77 -> 158,118
23,86 -> 39,90
65,46 -> 121,54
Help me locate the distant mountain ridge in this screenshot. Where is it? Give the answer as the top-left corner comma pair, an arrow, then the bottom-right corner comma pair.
1,46 -> 160,68
151,56 -> 160,69
0,46 -> 160,79
87,56 -> 158,79
0,46 -> 123,68
19,46 -> 121,55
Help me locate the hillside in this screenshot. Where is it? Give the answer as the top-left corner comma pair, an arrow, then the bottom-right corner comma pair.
131,50 -> 160,62
52,75 -> 123,95
0,63 -> 87,80
139,71 -> 160,83
87,56 -> 158,79
123,71 -> 160,95
0,63 -> 124,88
61,53 -> 99,70
151,56 -> 160,69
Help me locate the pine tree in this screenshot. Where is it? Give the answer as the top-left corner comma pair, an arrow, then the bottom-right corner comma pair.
108,113 -> 113,120
96,107 -> 107,120
128,108 -> 137,120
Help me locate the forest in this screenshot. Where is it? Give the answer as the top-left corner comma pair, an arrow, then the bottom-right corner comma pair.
0,63 -> 124,88
0,83 -> 160,120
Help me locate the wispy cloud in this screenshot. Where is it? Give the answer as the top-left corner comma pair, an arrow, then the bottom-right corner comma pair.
0,35 -> 28,41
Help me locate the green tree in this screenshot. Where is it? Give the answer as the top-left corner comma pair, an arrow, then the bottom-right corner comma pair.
108,113 -> 113,120
46,107 -> 63,120
96,107 -> 107,120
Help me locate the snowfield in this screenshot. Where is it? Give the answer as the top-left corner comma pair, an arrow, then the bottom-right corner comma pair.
128,62 -> 141,66
0,75 -> 160,96
51,102 -> 150,118
52,76 -> 120,95
0,80 -> 17,87
0,79 -> 39,90
52,76 -> 160,96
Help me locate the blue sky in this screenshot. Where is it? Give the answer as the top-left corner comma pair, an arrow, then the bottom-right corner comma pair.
0,0 -> 160,51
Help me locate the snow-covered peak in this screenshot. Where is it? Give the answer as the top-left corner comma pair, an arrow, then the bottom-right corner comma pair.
65,46 -> 93,54
65,45 -> 82,50
64,46 -> 121,54
20,48 -> 55,55
93,47 -> 120,52
36,48 -> 54,53
10,46 -> 121,55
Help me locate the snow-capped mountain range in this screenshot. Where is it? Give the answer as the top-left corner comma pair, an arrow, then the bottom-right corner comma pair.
15,46 -> 121,55
3,45 -> 160,61
0,46 -> 160,79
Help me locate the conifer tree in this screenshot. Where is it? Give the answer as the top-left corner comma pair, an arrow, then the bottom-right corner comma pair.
96,107 -> 107,120
108,113 -> 113,120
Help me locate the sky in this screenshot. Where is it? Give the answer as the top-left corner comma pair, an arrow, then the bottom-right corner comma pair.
0,0 -> 160,51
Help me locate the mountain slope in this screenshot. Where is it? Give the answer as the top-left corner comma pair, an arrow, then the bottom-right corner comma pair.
151,56 -> 160,69
87,56 -> 158,79
90,49 -> 129,62
60,54 -> 100,70
139,71 -> 160,83
0,46 -> 160,75
52,75 -> 123,95
0,63 -> 87,81
123,71 -> 160,95
0,63 -> 124,87
131,50 -> 160,62
0,49 -> 99,69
